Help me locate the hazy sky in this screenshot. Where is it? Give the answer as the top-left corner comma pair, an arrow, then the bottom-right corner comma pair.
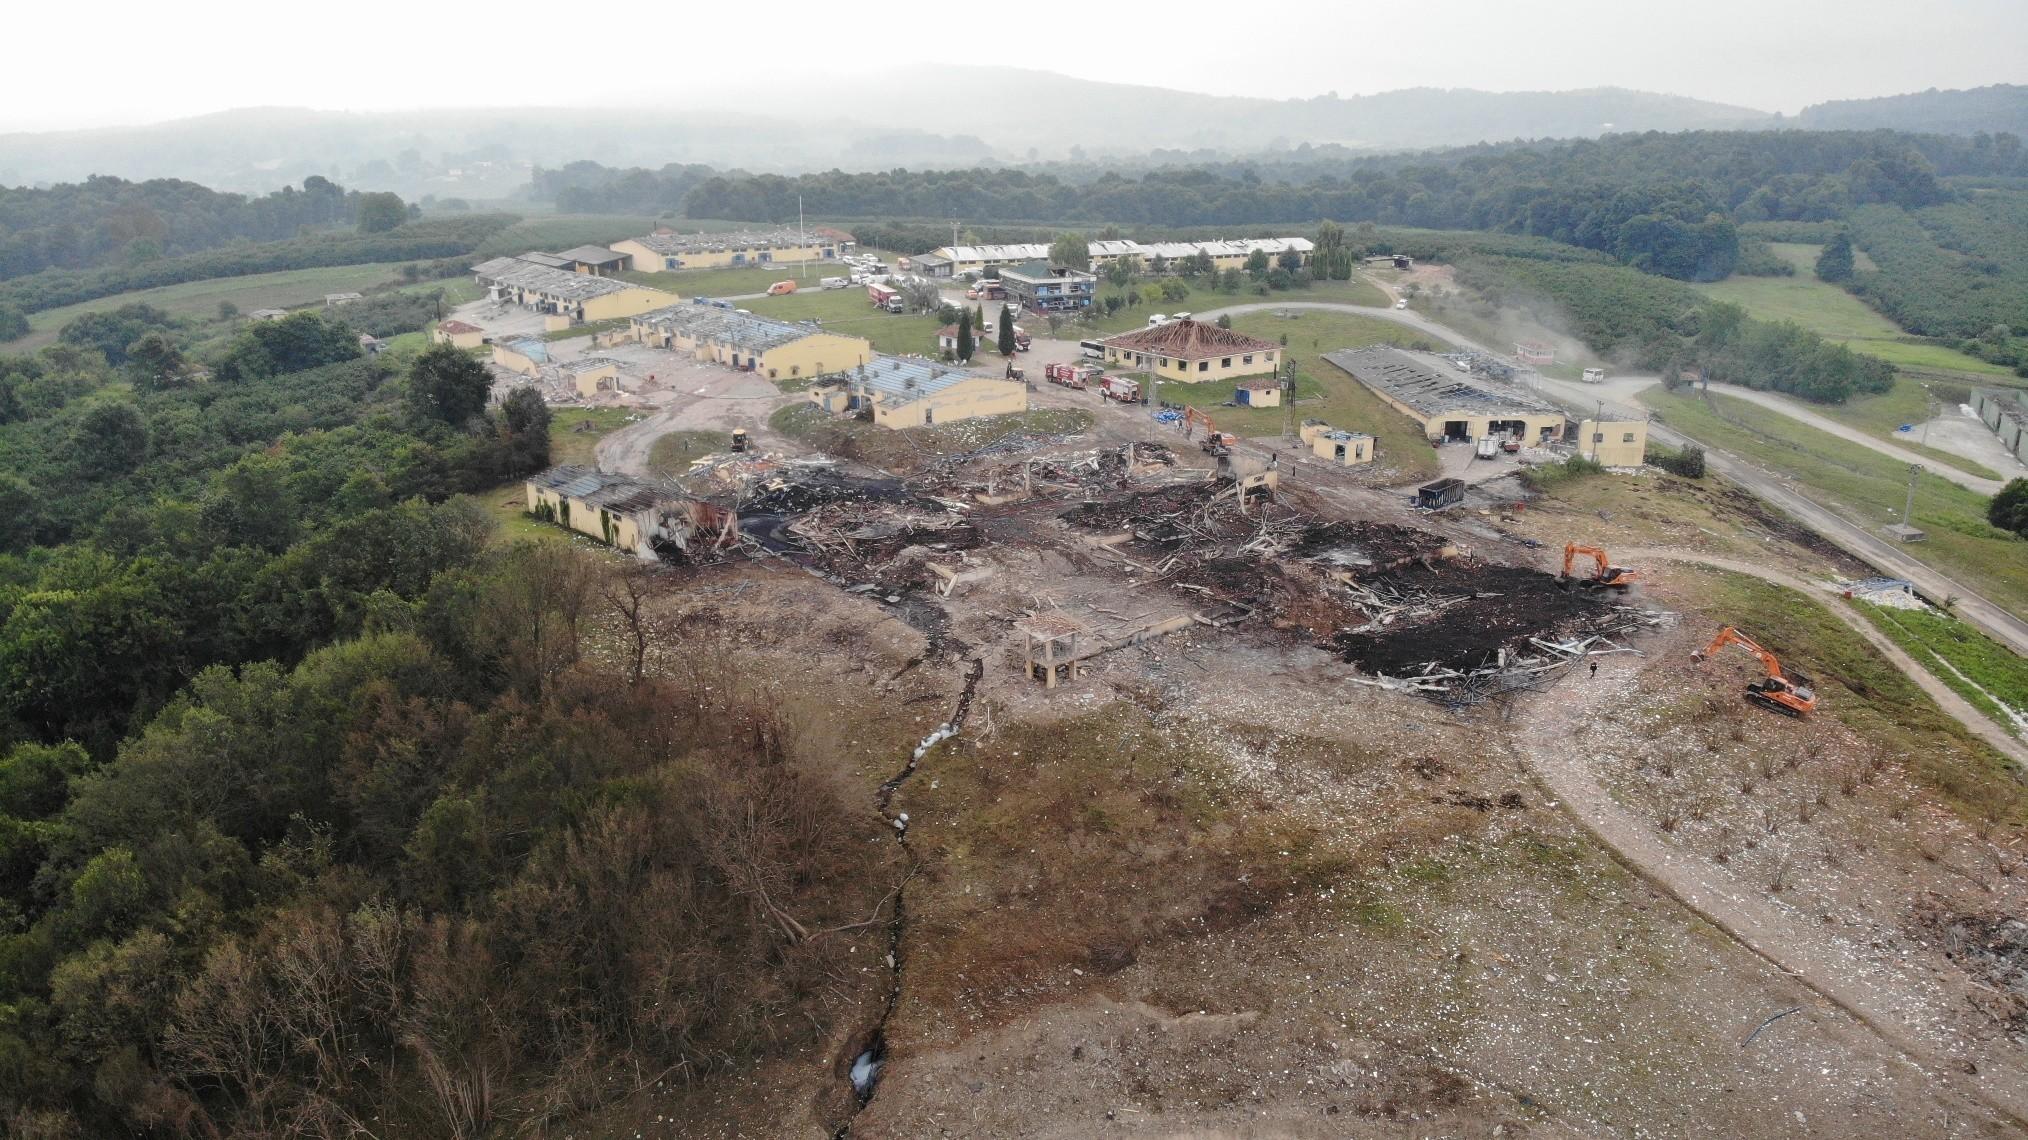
6,0 -> 2022,132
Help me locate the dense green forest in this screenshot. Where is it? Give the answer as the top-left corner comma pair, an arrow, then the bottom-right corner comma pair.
1844,192 -> 2028,370
539,129 -> 2026,282
0,177 -> 419,281
0,213 -> 512,325
0,313 -> 878,1136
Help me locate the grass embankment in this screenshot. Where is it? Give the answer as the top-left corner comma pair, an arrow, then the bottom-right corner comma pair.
769,404 -> 1091,473
1688,568 -> 2024,824
1639,387 -> 2028,615
1798,375 -> 2005,479
1067,277 -> 1388,337
647,430 -> 731,476
1854,602 -> 2028,740
743,288 -> 945,356
1694,243 -> 2009,376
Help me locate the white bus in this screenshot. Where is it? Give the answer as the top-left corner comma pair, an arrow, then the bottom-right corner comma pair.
1079,339 -> 1106,360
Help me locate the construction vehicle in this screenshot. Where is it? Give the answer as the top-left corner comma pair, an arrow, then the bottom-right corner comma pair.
1561,543 -> 1637,590
1692,626 -> 1818,717
730,428 -> 750,453
1183,407 -> 1237,455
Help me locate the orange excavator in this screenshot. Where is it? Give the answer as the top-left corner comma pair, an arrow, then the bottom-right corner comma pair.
1183,407 -> 1237,456
1691,626 -> 1818,717
1561,543 -> 1637,591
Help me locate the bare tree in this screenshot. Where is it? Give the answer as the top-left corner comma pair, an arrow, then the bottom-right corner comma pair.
600,563 -> 657,685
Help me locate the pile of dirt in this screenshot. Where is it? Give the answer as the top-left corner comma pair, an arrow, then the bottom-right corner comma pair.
1923,905 -> 2028,1039
1060,480 -> 1228,532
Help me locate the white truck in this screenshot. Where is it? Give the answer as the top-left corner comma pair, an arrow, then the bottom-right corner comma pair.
1475,436 -> 1501,460
1582,367 -> 1606,383
820,276 -> 848,289
867,282 -> 904,312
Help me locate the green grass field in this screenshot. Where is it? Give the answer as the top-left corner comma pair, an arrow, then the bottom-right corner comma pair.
1064,277 -> 1389,337
741,288 -> 946,356
1114,309 -> 1449,479
9,262 -> 422,351
1855,601 -> 2028,740
616,257 -> 896,300
1694,243 -> 2008,376
1639,387 -> 2028,614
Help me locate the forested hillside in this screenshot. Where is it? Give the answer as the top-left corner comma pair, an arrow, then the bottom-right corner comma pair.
0,317 -> 886,1136
1798,84 -> 2028,137
546,129 -> 2025,283
0,176 -> 419,281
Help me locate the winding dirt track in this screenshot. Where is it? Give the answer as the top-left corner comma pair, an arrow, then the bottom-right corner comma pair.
1509,549 -> 2028,1125
1619,548 -> 2026,768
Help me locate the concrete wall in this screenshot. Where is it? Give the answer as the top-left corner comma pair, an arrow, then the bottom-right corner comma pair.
526,484 -> 645,553
1236,385 -> 1280,407
1101,344 -> 1278,384
755,332 -> 873,380
1974,389 -> 2028,464
1577,418 -> 1649,466
871,378 -> 1028,428
432,326 -> 485,349
570,362 -> 620,397
492,343 -> 544,376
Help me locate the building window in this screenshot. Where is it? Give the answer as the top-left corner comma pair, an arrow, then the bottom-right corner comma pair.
1222,357 -> 1232,368
1593,433 -> 1605,443
664,257 -> 678,270
1243,354 -> 1253,365
1197,360 -> 1208,372
1622,432 -> 1635,443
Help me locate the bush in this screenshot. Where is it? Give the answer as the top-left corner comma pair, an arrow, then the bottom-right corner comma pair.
1645,441 -> 1707,478
1519,455 -> 1605,491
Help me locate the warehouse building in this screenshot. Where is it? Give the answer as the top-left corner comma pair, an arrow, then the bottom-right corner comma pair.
554,245 -> 630,276
808,355 -> 1027,429
999,261 -> 1097,313
472,256 -> 675,327
1325,346 -> 1569,446
1098,320 -> 1281,384
911,237 -> 1314,277
524,465 -> 739,559
1325,346 -> 1648,460
631,304 -> 872,381
608,228 -> 840,272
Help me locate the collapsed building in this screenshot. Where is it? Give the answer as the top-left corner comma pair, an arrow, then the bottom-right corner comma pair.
630,304 -> 872,381
523,466 -> 740,560
808,356 -> 1028,429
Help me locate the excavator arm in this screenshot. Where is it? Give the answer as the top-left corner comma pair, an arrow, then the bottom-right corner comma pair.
1692,626 -> 1817,717
1562,542 -> 1636,589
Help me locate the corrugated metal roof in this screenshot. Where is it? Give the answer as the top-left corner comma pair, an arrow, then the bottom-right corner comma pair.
1324,346 -> 1563,418
497,336 -> 549,363
554,244 -> 628,264
848,355 -> 974,404
525,464 -> 690,513
636,304 -> 841,354
479,257 -> 663,302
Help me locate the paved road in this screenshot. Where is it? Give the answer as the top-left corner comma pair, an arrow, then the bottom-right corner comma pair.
1699,382 -> 2002,495
1195,300 -> 2028,659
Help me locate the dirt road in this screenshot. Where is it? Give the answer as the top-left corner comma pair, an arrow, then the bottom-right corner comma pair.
1192,299 -> 2028,658
1617,548 -> 2025,767
594,370 -> 784,475
1698,382 -> 2002,495
1513,651 -> 2028,1125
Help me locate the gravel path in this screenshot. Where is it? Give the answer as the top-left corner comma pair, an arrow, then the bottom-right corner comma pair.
1514,655 -> 2028,1125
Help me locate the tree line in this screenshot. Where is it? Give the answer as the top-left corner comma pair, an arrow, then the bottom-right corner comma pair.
0,213 -> 514,331
532,129 -> 2027,283
0,176 -> 424,282
0,304 -> 899,1134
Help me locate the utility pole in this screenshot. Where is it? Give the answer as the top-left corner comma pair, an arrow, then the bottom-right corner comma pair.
1903,463 -> 1922,529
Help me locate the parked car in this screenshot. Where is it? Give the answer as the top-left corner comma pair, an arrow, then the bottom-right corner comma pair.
820,276 -> 848,289
1394,298 -> 1409,310
768,280 -> 797,295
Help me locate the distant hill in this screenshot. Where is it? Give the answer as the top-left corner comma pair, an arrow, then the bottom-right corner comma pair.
1797,84 -> 2028,136
0,71 -> 1779,196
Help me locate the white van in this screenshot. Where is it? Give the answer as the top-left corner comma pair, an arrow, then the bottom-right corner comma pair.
1171,311 -> 1192,322
1582,367 -> 1606,383
820,276 -> 848,289
1079,339 -> 1106,360
1147,313 -> 1168,326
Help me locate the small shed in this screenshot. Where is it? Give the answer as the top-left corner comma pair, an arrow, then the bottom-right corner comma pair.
1235,378 -> 1282,408
433,319 -> 486,349
562,356 -> 623,397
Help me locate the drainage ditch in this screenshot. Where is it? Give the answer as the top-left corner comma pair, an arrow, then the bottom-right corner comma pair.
831,658 -> 985,1138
